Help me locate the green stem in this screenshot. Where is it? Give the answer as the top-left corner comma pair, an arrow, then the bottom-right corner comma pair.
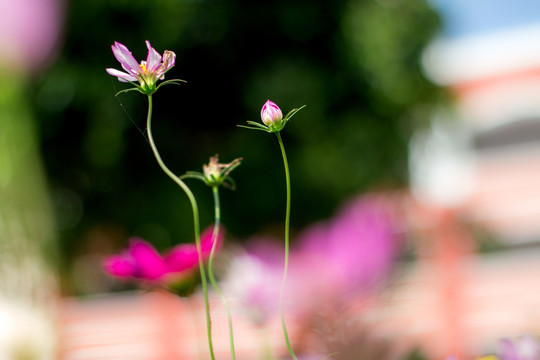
275,131 -> 297,360
209,185 -> 237,360
146,95 -> 215,360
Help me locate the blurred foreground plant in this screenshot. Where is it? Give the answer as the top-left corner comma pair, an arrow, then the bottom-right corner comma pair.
0,0 -> 63,357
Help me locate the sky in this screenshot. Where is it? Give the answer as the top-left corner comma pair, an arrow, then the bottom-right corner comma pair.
428,0 -> 540,38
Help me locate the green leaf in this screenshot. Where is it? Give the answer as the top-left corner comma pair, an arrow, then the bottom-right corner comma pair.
237,124 -> 271,132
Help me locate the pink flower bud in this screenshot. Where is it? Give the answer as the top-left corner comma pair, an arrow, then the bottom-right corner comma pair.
260,100 -> 283,127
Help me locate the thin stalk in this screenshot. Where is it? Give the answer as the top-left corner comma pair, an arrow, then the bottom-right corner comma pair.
209,185 -> 237,360
275,131 -> 297,360
146,95 -> 215,360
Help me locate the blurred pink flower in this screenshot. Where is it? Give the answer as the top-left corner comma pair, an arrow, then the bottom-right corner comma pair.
106,40 -> 176,94
225,193 -> 402,323
222,237 -> 285,325
297,194 -> 401,297
499,336 -> 539,360
103,226 -> 223,283
0,0 -> 64,72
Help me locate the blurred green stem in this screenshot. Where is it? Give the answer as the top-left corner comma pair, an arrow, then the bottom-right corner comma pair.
275,131 -> 297,360
209,185 -> 236,360
145,95 -> 215,360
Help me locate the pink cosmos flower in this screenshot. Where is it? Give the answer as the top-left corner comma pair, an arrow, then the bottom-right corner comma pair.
260,100 -> 283,127
106,40 -> 176,94
103,226 -> 223,283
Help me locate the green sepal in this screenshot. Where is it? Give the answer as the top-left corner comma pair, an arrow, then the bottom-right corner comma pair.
115,86 -> 143,96
246,121 -> 271,130
237,124 -> 271,132
221,159 -> 242,175
114,78 -> 186,96
238,121 -> 273,132
156,78 -> 187,91
179,171 -> 207,183
282,104 -> 307,126
221,176 -> 236,190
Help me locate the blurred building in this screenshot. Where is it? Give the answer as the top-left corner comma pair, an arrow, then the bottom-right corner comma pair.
414,0 -> 540,242
404,0 -> 540,358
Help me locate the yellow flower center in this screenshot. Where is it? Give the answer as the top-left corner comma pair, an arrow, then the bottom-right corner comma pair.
139,63 -> 147,74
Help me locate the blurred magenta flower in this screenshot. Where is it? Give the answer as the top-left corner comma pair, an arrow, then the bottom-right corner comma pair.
103,238 -> 169,281
499,336 -> 539,360
261,100 -> 283,127
103,226 -> 223,282
106,40 -> 177,95
165,226 -> 224,273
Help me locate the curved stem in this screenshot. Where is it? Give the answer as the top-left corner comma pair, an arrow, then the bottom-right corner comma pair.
146,95 -> 215,360
209,185 -> 237,360
275,131 -> 297,360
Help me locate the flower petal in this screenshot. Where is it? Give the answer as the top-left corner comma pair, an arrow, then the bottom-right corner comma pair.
111,41 -> 141,75
145,40 -> 162,72
128,238 -> 168,280
106,68 -> 138,82
156,50 -> 176,78
102,255 -> 136,278
260,100 -> 283,126
164,226 -> 224,273
164,244 -> 199,273
200,225 -> 224,255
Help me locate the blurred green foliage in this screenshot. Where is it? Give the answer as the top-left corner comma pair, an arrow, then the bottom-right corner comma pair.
32,0 -> 443,294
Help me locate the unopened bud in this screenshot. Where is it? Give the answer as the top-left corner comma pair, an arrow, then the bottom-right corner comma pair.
260,100 -> 283,128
